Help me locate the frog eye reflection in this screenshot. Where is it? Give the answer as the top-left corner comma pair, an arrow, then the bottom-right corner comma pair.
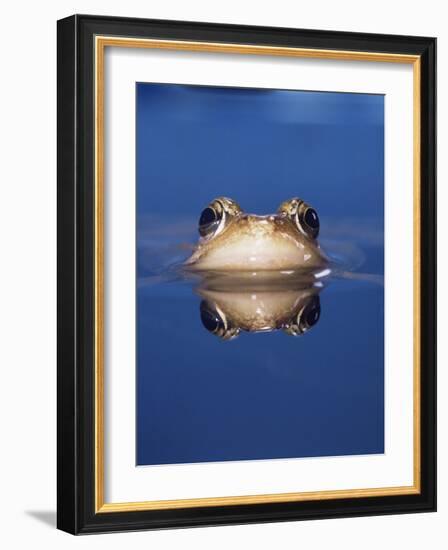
198,207 -> 221,237
303,295 -> 321,328
200,300 -> 223,332
284,295 -> 321,336
199,300 -> 240,341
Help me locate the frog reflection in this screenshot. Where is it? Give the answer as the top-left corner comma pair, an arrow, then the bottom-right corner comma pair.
198,285 -> 322,341
185,197 -> 327,272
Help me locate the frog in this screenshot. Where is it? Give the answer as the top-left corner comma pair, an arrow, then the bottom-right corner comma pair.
184,197 -> 327,272
198,285 -> 322,340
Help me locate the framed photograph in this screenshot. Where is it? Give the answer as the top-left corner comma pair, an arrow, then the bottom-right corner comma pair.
57,14 -> 436,534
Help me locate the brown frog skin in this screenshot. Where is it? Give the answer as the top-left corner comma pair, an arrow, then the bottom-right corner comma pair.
185,197 -> 327,272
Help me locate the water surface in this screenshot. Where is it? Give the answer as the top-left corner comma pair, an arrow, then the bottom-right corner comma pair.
136,83 -> 384,466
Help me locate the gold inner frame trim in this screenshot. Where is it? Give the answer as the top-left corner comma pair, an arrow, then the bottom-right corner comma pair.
94,35 -> 421,513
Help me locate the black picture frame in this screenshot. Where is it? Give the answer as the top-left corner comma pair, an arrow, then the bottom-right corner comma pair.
57,14 -> 436,534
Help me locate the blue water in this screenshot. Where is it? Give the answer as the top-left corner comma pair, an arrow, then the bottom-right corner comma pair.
136,83 -> 384,466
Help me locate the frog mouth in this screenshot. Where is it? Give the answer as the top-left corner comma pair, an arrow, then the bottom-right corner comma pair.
186,231 -> 328,272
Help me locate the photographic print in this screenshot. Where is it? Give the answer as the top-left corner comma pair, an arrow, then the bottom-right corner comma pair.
58,16 -> 436,533
136,83 -> 385,466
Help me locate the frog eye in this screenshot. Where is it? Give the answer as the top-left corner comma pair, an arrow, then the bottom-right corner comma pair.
198,197 -> 242,239
283,295 -> 321,336
198,207 -> 220,237
199,300 -> 240,340
278,198 -> 320,239
301,207 -> 320,238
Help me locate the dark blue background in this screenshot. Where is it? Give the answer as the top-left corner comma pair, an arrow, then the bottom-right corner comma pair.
136,83 -> 384,465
